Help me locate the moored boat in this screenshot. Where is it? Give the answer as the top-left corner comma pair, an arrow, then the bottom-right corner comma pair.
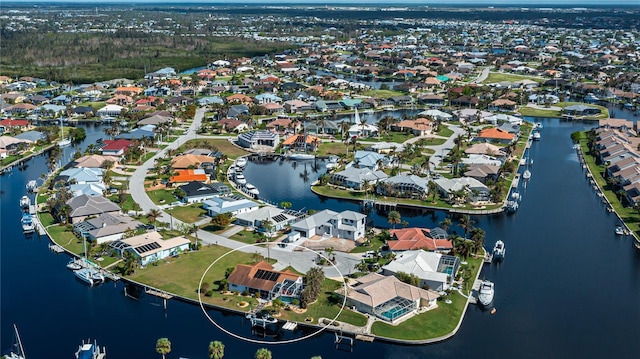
532,131 -> 541,141
67,260 -> 83,270
615,225 -> 624,235
246,311 -> 278,326
74,268 -> 103,286
244,183 -> 260,196
235,173 -> 247,185
6,324 -> 26,359
21,214 -> 35,233
75,339 -> 106,359
505,200 -> 518,213
478,280 -> 494,306
19,195 -> 30,209
288,153 -> 315,160
523,169 -> 531,180
236,157 -> 247,168
493,240 -> 506,260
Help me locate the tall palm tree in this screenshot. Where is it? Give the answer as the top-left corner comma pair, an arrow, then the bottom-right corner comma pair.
255,348 -> 272,359
340,121 -> 350,141
146,209 -> 162,229
155,338 -> 171,359
470,227 -> 486,254
439,217 -> 452,231
428,181 -> 438,203
387,210 -> 401,229
457,214 -> 475,238
208,340 -> 225,359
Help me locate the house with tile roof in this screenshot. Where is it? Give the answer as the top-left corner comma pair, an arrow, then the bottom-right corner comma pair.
100,139 -> 132,156
330,167 -> 388,190
228,261 -> 303,301
170,169 -> 209,185
377,174 -> 429,199
334,272 -> 440,323
73,213 -> 143,244
203,196 -> 259,217
387,227 -> 453,253
475,127 -> 515,144
65,195 -> 121,224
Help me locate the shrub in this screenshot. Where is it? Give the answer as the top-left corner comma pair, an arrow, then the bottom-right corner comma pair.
205,290 -> 213,297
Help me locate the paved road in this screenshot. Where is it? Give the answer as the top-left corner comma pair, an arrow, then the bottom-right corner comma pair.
471,66 -> 493,84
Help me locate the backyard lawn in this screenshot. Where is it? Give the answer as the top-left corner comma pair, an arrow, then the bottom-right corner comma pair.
179,138 -> 249,159
230,230 -> 266,245
316,142 -> 349,157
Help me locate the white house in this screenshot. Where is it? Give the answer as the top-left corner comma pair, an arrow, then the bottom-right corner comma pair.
290,209 -> 366,241
381,250 -> 460,292
433,177 -> 491,203
110,232 -> 191,266
202,196 -> 259,217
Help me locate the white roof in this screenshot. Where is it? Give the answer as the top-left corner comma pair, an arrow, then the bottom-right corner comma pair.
382,250 -> 449,284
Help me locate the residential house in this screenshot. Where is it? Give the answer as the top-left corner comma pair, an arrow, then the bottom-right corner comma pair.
0,119 -> 30,133
227,261 -> 303,301
170,169 -> 209,185
14,130 -> 46,143
306,120 -> 340,135
283,100 -> 313,114
171,154 -> 216,170
334,273 -> 439,322
387,227 -> 452,253
266,117 -> 300,133
237,131 -> 279,150
58,167 -> 104,185
178,181 -> 224,203
235,206 -> 298,233
330,167 -> 388,190
97,104 -> 124,117
391,118 -> 434,136
71,154 -> 118,169
281,133 -> 320,152
563,104 -> 601,116
463,164 -> 501,184
0,136 -> 30,156
382,250 -> 460,292
461,154 -> 502,167
475,127 -> 515,144
290,209 -> 366,241
111,232 -> 190,266
433,177 -> 491,203
73,213 -> 143,244
351,151 -> 386,170
100,139 -> 132,157
218,119 -> 248,133
202,196 -> 259,217
464,143 -> 507,157
488,99 -> 517,112
65,195 -> 121,224
377,174 -> 429,199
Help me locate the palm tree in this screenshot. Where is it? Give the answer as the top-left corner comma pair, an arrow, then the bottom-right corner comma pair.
155,338 -> 171,359
470,227 -> 486,255
147,209 -> 162,229
439,217 -> 452,231
58,204 -> 72,225
457,215 -> 475,238
208,340 -> 225,359
339,121 -> 350,141
255,348 -> 272,359
122,250 -> 140,275
387,210 -> 401,229
428,181 -> 438,203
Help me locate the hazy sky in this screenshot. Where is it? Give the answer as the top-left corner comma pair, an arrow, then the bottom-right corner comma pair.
17,0 -> 640,5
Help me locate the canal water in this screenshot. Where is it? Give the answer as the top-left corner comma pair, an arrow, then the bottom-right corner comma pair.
2,116 -> 640,358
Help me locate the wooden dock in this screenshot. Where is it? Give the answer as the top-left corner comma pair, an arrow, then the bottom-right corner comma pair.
145,288 -> 173,300
48,244 -> 64,253
355,334 -> 375,342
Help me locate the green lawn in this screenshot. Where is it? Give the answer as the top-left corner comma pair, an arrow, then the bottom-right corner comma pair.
378,131 -> 414,144
316,142 -> 349,157
482,72 -> 544,84
167,204 -> 207,223
518,102 -> 609,119
48,225 -> 82,253
230,230 -> 266,245
39,212 -> 56,227
436,126 -> 454,138
371,291 -> 467,339
147,189 -> 178,205
361,89 -> 406,98
107,193 -> 137,211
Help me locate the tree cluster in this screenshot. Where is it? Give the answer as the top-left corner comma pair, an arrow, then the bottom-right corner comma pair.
299,267 -> 324,309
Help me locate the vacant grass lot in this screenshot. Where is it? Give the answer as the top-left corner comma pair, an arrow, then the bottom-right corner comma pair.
316,142 -> 349,157
167,204 -> 207,223
147,189 -> 177,205
179,138 -> 249,159
230,230 -> 265,245
482,72 -> 544,84
362,89 -> 406,98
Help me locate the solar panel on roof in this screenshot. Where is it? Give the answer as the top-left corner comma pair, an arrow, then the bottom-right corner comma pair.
135,241 -> 161,253
272,214 -> 288,223
254,269 -> 279,282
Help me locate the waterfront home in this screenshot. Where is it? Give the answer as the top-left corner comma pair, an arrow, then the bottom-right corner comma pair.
454,109 -> 494,123
305,120 -> 340,135
334,273 -> 439,323
417,94 -> 446,107
487,98 -> 517,112
235,206 -> 298,233
348,123 -> 378,138
111,232 -> 191,266
0,135 -> 30,156
64,195 -> 121,224
475,127 -> 515,144
73,213 -> 143,244
598,118 -> 634,131
70,183 -> 107,197
465,143 -> 507,157
71,154 -> 118,169
117,127 -> 156,141
100,139 -> 132,157
283,100 -> 313,113
137,114 -> 173,127
170,169 -> 209,185
367,141 -> 405,154
463,164 -> 501,184
290,209 -> 366,241
481,113 -> 523,126
382,250 -> 460,292
0,118 -> 30,133
178,181 -> 224,203
330,167 -> 388,190
387,227 -> 453,253
377,174 -> 429,199
202,196 -> 259,217
350,151 -> 387,171
562,104 -> 601,117
59,167 -> 104,185
227,261 -> 303,301
14,130 -> 46,143
237,130 -> 279,151
96,104 -> 124,117
391,118 -> 434,136
282,133 -> 321,152
433,177 -> 491,204
461,154 -> 502,167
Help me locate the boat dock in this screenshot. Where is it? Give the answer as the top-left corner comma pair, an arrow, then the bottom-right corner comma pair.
145,288 -> 173,300
49,244 -> 65,253
355,334 -> 375,342
282,321 -> 298,331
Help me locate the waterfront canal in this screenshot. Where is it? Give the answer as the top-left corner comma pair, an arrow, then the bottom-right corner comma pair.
2,117 -> 640,358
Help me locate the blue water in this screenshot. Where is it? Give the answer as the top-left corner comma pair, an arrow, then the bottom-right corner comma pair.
3,113 -> 640,358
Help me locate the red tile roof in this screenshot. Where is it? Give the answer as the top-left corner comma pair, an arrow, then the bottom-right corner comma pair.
0,119 -> 29,127
227,261 -> 301,292
101,139 -> 132,151
169,169 -> 208,183
478,127 -> 515,140
387,227 -> 452,252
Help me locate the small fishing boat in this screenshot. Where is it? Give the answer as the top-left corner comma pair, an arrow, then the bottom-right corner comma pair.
75,339 -> 106,359
505,200 -> 518,213
615,225 -> 624,235
246,311 -> 278,326
532,131 -> 541,141
584,93 -> 599,103
493,240 -> 506,260
21,214 -> 35,233
236,157 -> 247,168
25,180 -> 37,192
244,183 -> 260,196
478,280 -> 495,307
19,195 -> 30,210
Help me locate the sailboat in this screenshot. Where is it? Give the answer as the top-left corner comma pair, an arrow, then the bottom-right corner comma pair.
57,119 -> 72,147
6,324 -> 26,359
72,234 -> 104,286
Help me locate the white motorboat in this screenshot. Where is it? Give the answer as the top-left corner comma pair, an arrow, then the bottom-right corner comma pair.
75,339 -> 106,359
236,157 -> 247,168
511,192 -> 520,201
235,173 -> 247,185
288,153 -> 315,160
21,214 -> 35,233
67,259 -> 83,270
534,122 -> 543,129
532,131 -> 541,141
523,170 -> 531,180
74,268 -> 103,286
478,280 -> 495,306
26,180 -> 37,192
325,162 -> 338,170
615,225 -> 624,235
493,240 -> 506,260
505,200 -> 518,213
585,93 -> 599,102
19,195 -> 30,209
246,311 -> 278,326
244,183 -> 260,196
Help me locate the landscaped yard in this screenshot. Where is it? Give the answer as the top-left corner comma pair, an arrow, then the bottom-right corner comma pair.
518,102 -> 609,119
107,193 -> 137,212
167,204 -> 207,223
147,189 -> 178,205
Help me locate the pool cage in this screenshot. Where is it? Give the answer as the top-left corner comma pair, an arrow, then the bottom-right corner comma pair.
270,279 -> 304,300
373,296 -> 416,322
